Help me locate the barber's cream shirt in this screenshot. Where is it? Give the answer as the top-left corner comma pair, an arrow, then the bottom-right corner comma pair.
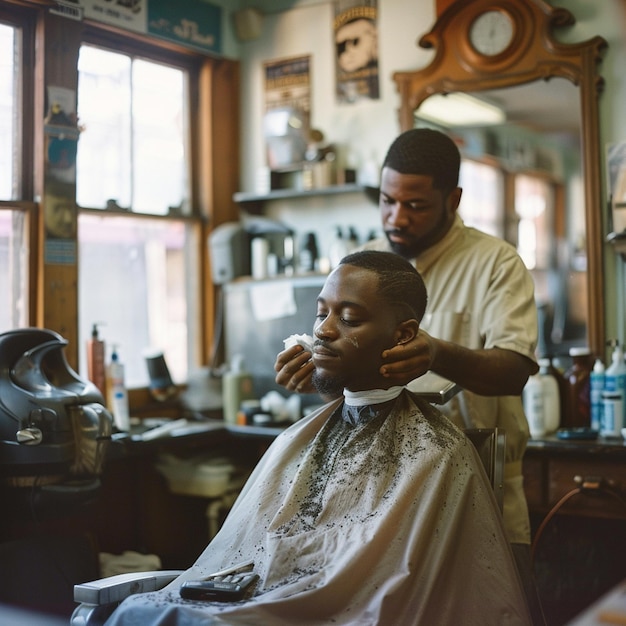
364,214 -> 538,544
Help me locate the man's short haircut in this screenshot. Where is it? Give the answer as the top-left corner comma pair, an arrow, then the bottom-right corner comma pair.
382,128 -> 460,192
339,250 -> 427,322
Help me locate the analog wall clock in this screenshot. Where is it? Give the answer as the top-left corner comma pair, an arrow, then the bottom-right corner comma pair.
468,10 -> 515,56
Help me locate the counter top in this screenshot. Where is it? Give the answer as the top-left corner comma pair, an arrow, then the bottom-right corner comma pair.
526,433 -> 626,458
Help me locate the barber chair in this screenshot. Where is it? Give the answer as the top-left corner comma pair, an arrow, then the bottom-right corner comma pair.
0,328 -> 113,616
70,428 -> 505,626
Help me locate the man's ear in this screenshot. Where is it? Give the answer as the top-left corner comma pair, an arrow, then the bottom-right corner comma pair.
394,319 -> 419,345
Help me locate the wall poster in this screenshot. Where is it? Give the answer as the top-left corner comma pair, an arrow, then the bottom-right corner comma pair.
263,56 -> 311,170
334,0 -> 379,103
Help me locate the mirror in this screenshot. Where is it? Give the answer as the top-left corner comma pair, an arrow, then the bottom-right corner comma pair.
393,0 -> 607,357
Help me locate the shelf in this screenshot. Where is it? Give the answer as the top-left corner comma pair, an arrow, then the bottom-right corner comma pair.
233,183 -> 372,206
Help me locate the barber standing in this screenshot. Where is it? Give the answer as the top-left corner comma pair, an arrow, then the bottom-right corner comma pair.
275,128 -> 545,624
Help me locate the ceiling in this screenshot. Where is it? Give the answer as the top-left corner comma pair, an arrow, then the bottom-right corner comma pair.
478,78 -> 582,137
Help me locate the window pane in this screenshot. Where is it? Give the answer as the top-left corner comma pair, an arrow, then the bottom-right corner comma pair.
76,46 -> 132,209
515,174 -> 553,270
132,59 -> 188,214
458,159 -> 504,238
76,45 -> 188,215
78,214 -> 198,387
0,209 -> 29,331
0,22 -> 18,200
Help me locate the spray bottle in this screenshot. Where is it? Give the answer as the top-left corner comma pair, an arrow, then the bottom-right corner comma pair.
602,340 -> 626,437
107,344 -> 130,431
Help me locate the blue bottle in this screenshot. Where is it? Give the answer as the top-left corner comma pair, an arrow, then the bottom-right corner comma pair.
602,342 -> 626,435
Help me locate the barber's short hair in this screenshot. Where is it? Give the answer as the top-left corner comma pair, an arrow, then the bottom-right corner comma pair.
339,250 -> 427,322
382,128 -> 460,192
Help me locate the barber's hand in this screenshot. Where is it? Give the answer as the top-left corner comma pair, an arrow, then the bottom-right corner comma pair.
274,344 -> 316,394
380,330 -> 433,385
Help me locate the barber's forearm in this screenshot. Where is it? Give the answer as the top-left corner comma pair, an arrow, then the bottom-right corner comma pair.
429,339 -> 536,396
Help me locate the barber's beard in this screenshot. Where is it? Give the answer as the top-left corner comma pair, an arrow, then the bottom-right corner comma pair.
388,239 -> 416,259
312,370 -> 345,398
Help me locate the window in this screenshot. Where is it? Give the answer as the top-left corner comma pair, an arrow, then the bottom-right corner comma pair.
515,174 -> 554,271
458,159 -> 504,238
76,45 -> 189,214
0,21 -> 17,199
76,40 -> 200,387
0,9 -> 35,333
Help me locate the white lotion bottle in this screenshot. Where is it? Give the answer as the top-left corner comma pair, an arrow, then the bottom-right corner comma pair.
523,373 -> 546,438
538,358 -> 560,434
107,345 -> 130,431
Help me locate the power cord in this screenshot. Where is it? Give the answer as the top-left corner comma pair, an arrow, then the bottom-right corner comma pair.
531,475 -> 626,563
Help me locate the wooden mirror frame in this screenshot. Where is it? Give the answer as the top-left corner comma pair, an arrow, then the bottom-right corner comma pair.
393,0 -> 608,357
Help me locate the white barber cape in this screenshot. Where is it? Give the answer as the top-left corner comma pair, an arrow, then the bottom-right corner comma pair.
104,391 -> 531,626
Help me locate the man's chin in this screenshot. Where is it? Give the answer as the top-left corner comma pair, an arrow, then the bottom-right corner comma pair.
312,371 -> 344,398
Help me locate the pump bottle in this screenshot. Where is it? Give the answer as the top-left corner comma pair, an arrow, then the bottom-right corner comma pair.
537,358 -> 560,434
86,323 -> 106,398
107,345 -> 130,431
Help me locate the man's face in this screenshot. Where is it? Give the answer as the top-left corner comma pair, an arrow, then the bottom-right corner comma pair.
311,264 -> 400,395
336,19 -> 377,73
379,167 -> 460,259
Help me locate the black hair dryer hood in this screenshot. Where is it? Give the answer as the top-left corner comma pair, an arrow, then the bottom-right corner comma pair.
0,328 -> 113,487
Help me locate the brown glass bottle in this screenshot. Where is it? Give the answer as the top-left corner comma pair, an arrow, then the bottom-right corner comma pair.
562,347 -> 593,428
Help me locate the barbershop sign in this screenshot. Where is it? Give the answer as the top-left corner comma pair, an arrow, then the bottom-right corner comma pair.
51,0 -> 222,55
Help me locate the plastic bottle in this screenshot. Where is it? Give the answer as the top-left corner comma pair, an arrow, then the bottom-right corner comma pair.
328,226 -> 348,269
251,236 -> 269,279
537,358 -> 560,434
299,232 -> 319,273
86,322 -> 106,398
107,345 -> 130,431
589,357 -> 606,432
602,341 -> 626,434
222,355 -> 255,425
523,373 -> 546,438
562,346 -> 593,428
601,391 -> 623,438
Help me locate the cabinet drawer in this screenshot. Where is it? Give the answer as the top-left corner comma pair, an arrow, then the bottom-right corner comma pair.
546,458 -> 626,519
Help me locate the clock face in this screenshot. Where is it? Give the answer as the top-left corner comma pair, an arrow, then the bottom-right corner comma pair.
469,10 -> 514,56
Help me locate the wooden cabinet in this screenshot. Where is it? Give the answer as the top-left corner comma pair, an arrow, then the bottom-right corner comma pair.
523,437 -> 626,519
524,437 -> 626,625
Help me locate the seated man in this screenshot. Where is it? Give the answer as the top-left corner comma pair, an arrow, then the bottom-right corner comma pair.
104,251 -> 531,625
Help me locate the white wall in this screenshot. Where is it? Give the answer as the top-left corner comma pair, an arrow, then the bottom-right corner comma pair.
237,0 -> 436,192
